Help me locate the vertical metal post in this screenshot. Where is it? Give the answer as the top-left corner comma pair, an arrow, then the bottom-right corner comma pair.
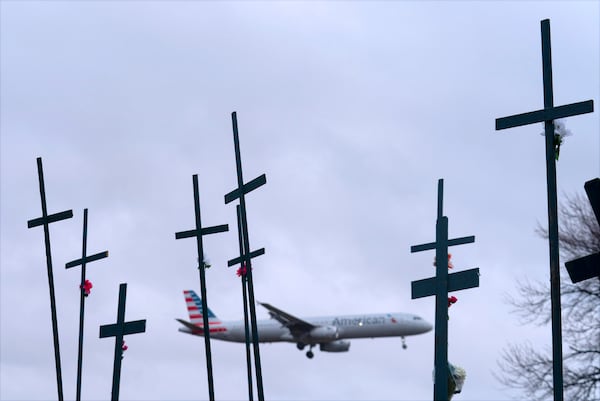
66,209 -> 108,401
231,112 -> 265,401
433,180 -> 449,401
437,179 -> 444,219
41,167 -> 65,401
75,209 -> 88,401
237,205 -> 254,401
192,175 -> 216,401
541,20 -> 564,401
111,284 -> 126,401
31,157 -> 68,401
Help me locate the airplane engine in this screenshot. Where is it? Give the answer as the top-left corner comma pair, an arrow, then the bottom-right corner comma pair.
320,340 -> 351,352
309,325 -> 339,340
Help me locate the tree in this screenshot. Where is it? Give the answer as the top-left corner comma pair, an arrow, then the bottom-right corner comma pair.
496,193 -> 600,401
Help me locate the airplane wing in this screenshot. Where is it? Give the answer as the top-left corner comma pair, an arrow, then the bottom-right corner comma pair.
259,302 -> 316,337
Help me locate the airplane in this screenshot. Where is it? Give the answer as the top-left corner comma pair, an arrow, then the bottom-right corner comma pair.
177,290 -> 432,358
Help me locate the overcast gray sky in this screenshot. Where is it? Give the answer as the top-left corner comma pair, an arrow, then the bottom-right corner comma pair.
1,1 -> 598,400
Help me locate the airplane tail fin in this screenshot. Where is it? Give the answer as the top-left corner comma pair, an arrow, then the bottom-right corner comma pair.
183,290 -> 220,326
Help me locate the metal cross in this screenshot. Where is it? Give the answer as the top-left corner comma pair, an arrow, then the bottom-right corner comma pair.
175,174 -> 228,401
65,208 -> 108,401
224,111 -> 267,401
495,19 -> 594,401
99,283 -> 146,401
565,178 -> 600,283
27,157 -> 73,401
410,179 -> 479,401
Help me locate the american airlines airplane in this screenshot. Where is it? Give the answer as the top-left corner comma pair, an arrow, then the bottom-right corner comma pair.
177,290 -> 432,358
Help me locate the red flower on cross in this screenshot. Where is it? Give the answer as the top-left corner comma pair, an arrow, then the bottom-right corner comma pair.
236,263 -> 251,277
80,279 -> 93,297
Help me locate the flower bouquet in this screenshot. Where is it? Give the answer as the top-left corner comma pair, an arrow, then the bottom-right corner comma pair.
448,362 -> 466,399
540,119 -> 572,160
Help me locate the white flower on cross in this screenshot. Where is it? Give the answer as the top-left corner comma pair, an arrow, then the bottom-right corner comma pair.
540,119 -> 572,160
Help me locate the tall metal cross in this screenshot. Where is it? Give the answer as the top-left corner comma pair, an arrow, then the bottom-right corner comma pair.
565,178 -> 600,283
99,283 -> 146,401
27,157 -> 73,401
65,208 -> 109,401
224,111 -> 267,401
410,179 -> 479,401
175,174 -> 229,401
495,19 -> 594,401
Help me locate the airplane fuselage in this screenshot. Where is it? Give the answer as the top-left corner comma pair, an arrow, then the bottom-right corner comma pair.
178,312 -> 431,344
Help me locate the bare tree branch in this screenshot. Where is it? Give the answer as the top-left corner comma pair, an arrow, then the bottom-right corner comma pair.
498,191 -> 600,401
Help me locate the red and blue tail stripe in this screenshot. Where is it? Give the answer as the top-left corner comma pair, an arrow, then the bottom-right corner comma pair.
183,290 -> 226,333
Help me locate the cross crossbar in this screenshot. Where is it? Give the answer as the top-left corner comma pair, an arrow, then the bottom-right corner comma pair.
496,100 -> 593,130
100,319 -> 147,338
225,174 -> 267,204
412,268 -> 480,299
175,224 -> 229,240
411,235 -> 475,253
228,248 -> 266,267
28,210 -> 74,228
66,251 -> 109,269
565,253 -> 600,283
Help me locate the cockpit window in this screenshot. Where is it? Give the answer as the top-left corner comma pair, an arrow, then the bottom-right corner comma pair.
413,316 -> 422,320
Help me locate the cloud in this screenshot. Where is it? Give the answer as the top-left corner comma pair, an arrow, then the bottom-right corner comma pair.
1,1 -> 598,400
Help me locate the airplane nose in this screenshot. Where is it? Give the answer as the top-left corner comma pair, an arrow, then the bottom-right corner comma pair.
422,320 -> 433,333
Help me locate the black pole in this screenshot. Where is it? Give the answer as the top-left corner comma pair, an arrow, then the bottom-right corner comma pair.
231,112 -> 265,401
66,209 -> 108,401
541,20 -> 564,401
433,180 -> 449,401
175,176 -> 228,401
111,284 -> 126,401
35,157 -> 65,401
237,205 -> 254,401
75,209 -> 88,401
192,175 -> 215,401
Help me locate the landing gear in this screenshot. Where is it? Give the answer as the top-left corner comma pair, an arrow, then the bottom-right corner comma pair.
306,345 -> 315,359
296,342 -> 306,351
401,336 -> 407,350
